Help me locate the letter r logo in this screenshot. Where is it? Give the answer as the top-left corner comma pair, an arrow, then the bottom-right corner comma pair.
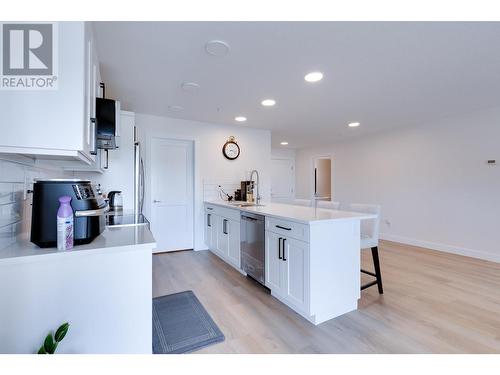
2,23 -> 53,75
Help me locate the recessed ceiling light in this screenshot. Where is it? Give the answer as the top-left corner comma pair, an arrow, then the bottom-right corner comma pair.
235,116 -> 247,122
304,71 -> 323,83
168,105 -> 184,112
205,40 -> 230,56
348,122 -> 360,128
181,82 -> 200,92
261,99 -> 276,107
280,141 -> 289,145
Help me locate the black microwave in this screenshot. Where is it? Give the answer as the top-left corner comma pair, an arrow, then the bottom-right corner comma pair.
96,98 -> 120,149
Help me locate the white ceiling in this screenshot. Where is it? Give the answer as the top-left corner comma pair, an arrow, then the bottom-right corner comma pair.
93,22 -> 500,149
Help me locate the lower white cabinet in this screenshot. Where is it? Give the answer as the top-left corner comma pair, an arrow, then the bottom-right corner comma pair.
205,210 -> 218,251
204,205 -> 241,270
205,202 -> 362,325
216,217 -> 240,268
265,230 -> 310,314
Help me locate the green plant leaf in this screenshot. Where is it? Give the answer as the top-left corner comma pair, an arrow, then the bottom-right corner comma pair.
55,322 -> 70,342
37,345 -> 47,354
51,342 -> 58,354
44,333 -> 55,354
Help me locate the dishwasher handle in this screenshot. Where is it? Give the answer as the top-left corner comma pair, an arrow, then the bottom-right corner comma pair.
241,215 -> 256,221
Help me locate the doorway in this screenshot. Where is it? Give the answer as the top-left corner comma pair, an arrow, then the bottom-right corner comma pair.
150,138 -> 194,252
313,156 -> 331,200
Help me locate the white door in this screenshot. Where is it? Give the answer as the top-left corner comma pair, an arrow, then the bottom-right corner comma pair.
282,237 -> 309,311
265,231 -> 284,294
151,138 -> 194,252
271,159 -> 294,200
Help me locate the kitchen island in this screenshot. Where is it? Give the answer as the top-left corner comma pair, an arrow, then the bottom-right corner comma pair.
0,226 -> 156,354
204,200 -> 376,325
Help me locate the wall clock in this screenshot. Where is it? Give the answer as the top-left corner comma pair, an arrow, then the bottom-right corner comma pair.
222,136 -> 240,160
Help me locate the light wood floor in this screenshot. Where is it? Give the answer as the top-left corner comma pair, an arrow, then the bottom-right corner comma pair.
152,241 -> 500,353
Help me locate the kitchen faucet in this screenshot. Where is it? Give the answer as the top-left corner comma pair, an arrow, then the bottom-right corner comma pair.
250,169 -> 261,205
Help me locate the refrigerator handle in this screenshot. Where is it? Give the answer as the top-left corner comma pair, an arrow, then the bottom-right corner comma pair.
140,157 -> 145,214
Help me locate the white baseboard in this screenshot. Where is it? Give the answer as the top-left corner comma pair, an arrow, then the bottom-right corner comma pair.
379,233 -> 500,264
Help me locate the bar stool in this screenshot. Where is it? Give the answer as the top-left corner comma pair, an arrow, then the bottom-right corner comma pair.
346,203 -> 383,294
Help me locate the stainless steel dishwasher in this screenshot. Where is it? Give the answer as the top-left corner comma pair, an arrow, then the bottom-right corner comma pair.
240,212 -> 265,285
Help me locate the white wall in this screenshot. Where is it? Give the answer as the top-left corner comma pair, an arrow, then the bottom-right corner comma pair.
296,106 -> 500,263
135,113 -> 271,251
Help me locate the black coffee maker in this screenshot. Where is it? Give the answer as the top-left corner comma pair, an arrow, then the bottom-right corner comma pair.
30,179 -> 108,248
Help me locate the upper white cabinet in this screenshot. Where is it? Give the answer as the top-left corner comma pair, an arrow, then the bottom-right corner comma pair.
0,22 -> 100,164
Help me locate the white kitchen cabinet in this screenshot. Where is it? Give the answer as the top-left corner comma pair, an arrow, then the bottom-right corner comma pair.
216,216 -> 241,268
265,231 -> 284,292
282,236 -> 310,312
204,204 -> 241,271
0,22 -> 100,164
206,201 -> 365,325
226,219 -> 241,268
216,216 -> 228,258
205,210 -> 218,252
265,230 -> 310,314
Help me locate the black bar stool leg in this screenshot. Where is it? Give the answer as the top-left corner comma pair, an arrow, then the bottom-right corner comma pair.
371,246 -> 383,294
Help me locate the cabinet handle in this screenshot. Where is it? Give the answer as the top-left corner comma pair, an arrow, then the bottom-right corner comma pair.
206,207 -> 213,210
223,219 -> 228,234
103,148 -> 109,169
276,225 -> 292,231
90,118 -> 97,155
282,238 -> 287,261
207,213 -> 211,227
278,237 -> 283,260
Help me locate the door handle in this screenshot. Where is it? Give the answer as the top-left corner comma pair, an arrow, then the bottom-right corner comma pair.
278,237 -> 282,260
223,219 -> 228,234
282,238 -> 287,261
207,213 -> 211,227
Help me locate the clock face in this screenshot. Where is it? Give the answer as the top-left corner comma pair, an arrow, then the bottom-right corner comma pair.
223,141 -> 240,160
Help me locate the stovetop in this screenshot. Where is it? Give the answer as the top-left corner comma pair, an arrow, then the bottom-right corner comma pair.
106,213 -> 149,228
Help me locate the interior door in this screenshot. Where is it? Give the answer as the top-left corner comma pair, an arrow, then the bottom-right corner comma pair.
271,159 -> 294,200
151,138 -> 194,252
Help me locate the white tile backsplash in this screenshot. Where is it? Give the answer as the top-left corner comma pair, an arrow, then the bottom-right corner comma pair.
203,180 -> 241,202
0,157 -> 70,249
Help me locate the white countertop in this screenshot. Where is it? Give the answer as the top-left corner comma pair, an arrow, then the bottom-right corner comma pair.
205,200 -> 376,224
0,225 -> 156,264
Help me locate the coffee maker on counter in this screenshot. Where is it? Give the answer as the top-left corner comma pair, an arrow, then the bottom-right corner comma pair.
240,180 -> 254,202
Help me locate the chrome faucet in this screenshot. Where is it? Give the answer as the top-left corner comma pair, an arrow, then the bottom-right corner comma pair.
250,169 -> 261,205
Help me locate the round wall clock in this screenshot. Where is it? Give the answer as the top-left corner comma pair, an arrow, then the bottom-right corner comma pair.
222,136 -> 240,160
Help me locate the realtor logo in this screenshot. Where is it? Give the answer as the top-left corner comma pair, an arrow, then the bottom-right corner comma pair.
1,22 -> 58,89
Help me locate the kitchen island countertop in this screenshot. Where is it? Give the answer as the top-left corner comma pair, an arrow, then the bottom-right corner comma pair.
0,225 -> 156,265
